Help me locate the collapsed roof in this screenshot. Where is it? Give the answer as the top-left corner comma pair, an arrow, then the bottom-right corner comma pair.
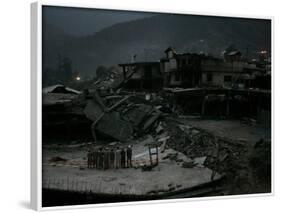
43,84 -> 82,95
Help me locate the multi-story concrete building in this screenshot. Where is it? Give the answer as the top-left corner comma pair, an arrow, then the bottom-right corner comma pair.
201,55 -> 247,88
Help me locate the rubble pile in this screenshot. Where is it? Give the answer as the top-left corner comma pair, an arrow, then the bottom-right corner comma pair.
165,122 -> 248,175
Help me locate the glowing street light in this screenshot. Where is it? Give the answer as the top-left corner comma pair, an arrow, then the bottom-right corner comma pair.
76,76 -> 81,81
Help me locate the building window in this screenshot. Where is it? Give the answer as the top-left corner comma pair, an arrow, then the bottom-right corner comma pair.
170,59 -> 177,70
207,73 -> 213,82
144,66 -> 152,79
168,51 -> 174,59
175,71 -> 181,81
224,75 -> 232,82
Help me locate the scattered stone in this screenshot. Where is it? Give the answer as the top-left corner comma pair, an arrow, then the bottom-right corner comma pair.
182,162 -> 193,168
94,111 -> 133,142
162,152 -> 178,161
194,156 -> 207,168
156,122 -> 164,134
142,111 -> 162,131
191,129 -> 200,135
141,164 -> 156,172
168,186 -> 176,191
178,124 -> 192,133
176,184 -> 182,188
176,158 -> 183,163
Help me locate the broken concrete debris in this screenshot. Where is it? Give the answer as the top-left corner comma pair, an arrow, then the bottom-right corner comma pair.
141,164 -> 157,172
124,104 -> 153,127
182,161 -> 196,168
43,84 -> 82,95
194,156 -> 207,168
165,121 -> 249,177
93,112 -> 134,142
155,122 -> 164,134
84,99 -> 105,122
142,110 -> 162,131
83,89 -> 163,142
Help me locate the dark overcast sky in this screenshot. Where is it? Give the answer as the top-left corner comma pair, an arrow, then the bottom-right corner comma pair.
43,6 -> 155,36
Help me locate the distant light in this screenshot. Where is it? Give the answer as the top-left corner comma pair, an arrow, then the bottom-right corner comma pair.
260,50 -> 267,54
76,76 -> 81,81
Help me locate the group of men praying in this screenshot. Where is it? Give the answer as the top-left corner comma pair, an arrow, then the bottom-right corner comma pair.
87,145 -> 133,169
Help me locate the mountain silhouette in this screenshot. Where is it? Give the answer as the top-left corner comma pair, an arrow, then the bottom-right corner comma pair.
43,14 -> 271,77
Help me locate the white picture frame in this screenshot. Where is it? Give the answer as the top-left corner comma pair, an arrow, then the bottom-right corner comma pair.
31,1 -> 274,210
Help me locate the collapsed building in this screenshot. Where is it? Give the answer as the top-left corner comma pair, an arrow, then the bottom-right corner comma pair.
43,81 -> 166,143
83,90 -> 162,142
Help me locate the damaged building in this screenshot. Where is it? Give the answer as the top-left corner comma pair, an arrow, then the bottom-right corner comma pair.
42,85 -> 92,142
201,53 -> 246,88
161,47 -> 202,88
119,61 -> 162,91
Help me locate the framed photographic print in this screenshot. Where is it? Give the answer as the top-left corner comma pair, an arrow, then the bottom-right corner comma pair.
31,1 -> 273,210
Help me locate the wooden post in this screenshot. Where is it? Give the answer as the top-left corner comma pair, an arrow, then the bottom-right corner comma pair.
148,145 -> 152,165
148,144 -> 159,166
156,146 -> 159,165
201,96 -> 207,116
226,92 -> 230,117
122,66 -> 126,80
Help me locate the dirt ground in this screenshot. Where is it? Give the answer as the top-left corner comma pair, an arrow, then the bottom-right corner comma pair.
43,134 -> 221,196
178,118 -> 271,144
